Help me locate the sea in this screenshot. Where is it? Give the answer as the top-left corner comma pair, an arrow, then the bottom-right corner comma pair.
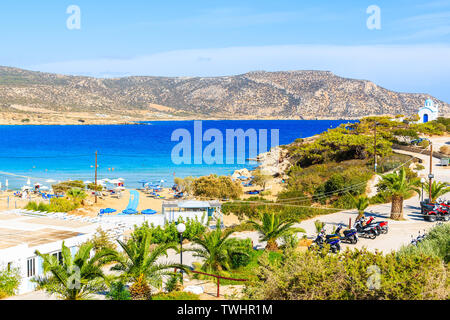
0,120 -> 356,190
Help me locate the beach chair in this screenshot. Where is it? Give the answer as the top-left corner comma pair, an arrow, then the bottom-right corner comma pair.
89,217 -> 100,223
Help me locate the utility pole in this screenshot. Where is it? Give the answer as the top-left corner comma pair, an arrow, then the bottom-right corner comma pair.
95,151 -> 98,204
428,143 -> 433,203
374,122 -> 378,173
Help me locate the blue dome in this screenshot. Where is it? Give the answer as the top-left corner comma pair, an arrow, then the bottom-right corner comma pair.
425,99 -> 434,107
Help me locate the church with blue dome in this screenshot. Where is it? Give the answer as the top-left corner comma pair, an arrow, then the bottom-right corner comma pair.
417,99 -> 439,123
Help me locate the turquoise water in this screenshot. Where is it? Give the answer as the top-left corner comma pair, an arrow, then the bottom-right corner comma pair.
0,120 -> 355,189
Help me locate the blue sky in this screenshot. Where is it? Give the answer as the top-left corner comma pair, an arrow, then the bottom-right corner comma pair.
0,0 -> 449,102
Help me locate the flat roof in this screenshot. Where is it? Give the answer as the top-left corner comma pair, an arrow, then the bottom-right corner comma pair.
162,200 -> 221,209
0,212 -> 95,250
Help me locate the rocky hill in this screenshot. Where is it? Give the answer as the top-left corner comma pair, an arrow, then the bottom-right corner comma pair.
0,66 -> 448,124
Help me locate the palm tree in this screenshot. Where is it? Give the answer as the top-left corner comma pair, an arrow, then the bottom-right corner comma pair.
34,242 -> 115,300
378,167 -> 420,220
110,230 -> 186,299
424,180 -> 450,203
189,224 -> 247,274
353,195 -> 369,219
67,187 -> 87,205
314,220 -> 325,234
247,212 -> 305,251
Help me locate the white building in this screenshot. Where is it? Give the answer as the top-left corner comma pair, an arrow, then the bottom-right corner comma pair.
162,200 -> 222,224
418,99 -> 439,123
0,210 -> 98,295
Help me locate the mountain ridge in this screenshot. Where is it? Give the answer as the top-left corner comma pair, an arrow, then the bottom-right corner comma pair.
0,66 -> 447,124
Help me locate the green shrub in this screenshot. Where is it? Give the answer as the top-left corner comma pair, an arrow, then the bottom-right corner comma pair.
222,201 -> 338,222
376,153 -> 413,173
87,183 -> 103,191
228,238 -> 254,269
193,175 -> 243,200
287,126 -> 392,168
130,217 -> 206,245
151,291 -> 200,300
414,164 -> 425,171
25,201 -> 39,211
411,120 -> 447,135
397,223 -> 450,263
47,198 -> 79,212
243,248 -> 448,300
106,281 -> 131,300
85,228 -> 117,251
332,193 -> 357,209
0,267 -> 21,298
314,220 -> 325,233
52,180 -> 85,194
183,217 -> 207,240
164,273 -> 183,293
281,160 -> 372,208
369,192 -> 390,204
25,198 -> 79,213
418,140 -> 430,148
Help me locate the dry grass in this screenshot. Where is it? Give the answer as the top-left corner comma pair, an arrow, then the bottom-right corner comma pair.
439,145 -> 450,155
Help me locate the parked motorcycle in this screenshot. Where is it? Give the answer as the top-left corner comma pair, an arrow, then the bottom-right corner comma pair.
310,229 -> 341,253
364,216 -> 389,234
353,219 -> 378,239
422,204 -> 449,222
410,230 -> 427,246
335,224 -> 358,244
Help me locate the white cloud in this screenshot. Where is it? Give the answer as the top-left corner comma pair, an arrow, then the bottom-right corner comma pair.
28,44 -> 450,101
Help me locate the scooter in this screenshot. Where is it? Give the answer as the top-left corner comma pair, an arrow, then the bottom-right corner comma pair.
410,230 -> 427,246
353,219 -> 378,239
364,216 -> 389,234
335,224 -> 358,244
423,204 -> 449,222
311,229 -> 341,253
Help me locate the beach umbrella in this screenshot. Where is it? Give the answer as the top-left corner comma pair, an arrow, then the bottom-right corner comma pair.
122,209 -> 138,215
141,209 -> 157,215
103,208 -> 117,214
138,180 -> 148,188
